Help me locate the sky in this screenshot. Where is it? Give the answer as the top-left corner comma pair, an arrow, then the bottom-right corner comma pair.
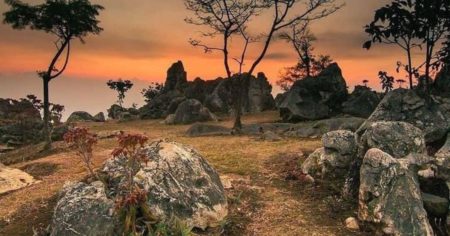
0,0 -> 415,118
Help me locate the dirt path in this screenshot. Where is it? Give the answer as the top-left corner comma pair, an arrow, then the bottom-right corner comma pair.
0,113 -> 364,235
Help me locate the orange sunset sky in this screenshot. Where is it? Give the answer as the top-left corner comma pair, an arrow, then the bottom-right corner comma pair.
0,0 -> 420,117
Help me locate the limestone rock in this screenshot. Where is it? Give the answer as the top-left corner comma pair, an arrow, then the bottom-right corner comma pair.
165,99 -> 218,125
66,111 -> 96,123
93,112 -> 105,122
358,89 -> 449,143
342,86 -> 381,118
358,148 -> 433,236
50,181 -> 116,236
344,217 -> 360,231
360,121 -> 426,159
278,63 -> 348,122
0,165 -> 38,194
103,141 -> 228,229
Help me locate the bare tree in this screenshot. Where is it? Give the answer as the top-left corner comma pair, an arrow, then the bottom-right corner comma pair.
186,0 -> 342,131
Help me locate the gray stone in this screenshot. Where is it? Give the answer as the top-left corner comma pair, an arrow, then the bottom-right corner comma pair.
103,141 -> 228,229
358,89 -> 449,143
283,117 -> 365,138
163,61 -> 188,92
435,135 -> 450,181
259,131 -> 282,142
185,124 -> 231,137
358,148 -> 434,236
342,86 -> 381,118
66,111 -> 96,123
360,121 -> 426,159
278,63 -> 348,122
93,112 -> 105,122
50,181 -> 116,236
165,99 -> 218,125
301,147 -> 325,178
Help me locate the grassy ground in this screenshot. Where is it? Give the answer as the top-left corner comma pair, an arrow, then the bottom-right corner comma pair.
0,111 -> 364,235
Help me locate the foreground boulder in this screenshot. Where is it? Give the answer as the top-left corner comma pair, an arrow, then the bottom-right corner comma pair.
358,148 -> 434,235
103,141 -> 227,229
165,99 -> 218,125
278,63 -> 348,122
359,89 -> 449,143
50,181 -> 116,236
342,86 -> 381,118
51,141 -> 227,234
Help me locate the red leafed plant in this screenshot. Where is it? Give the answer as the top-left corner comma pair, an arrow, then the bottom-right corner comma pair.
111,132 -> 156,235
63,127 -> 102,183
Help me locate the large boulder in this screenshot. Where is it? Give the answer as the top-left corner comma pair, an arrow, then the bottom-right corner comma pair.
93,112 -> 105,122
139,91 -> 185,119
0,164 -> 38,194
278,63 -> 348,122
67,111 -> 96,123
163,60 -> 188,92
50,181 -> 116,236
51,141 -> 228,234
204,79 -> 232,114
103,141 -> 228,229
359,121 -> 426,159
342,86 -> 381,118
358,148 -> 434,235
165,99 -> 218,125
435,135 -> 450,181
358,89 -> 449,143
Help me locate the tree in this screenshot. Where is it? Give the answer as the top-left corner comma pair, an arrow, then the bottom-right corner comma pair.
364,0 -> 418,89
362,79 -> 369,87
141,83 -> 164,103
107,79 -> 134,107
396,79 -> 406,88
414,0 -> 449,90
378,71 -> 395,93
186,0 -> 342,130
277,54 -> 333,91
3,0 -> 104,148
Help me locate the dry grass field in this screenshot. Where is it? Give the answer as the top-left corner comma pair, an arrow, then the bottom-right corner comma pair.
0,111 -> 365,236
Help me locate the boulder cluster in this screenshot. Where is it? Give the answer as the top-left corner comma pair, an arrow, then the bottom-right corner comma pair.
49,141 -> 228,235
0,98 -> 67,150
301,86 -> 450,235
278,63 -> 382,122
138,61 -> 276,124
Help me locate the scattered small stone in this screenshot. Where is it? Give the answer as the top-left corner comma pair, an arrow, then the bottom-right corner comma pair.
344,217 -> 360,231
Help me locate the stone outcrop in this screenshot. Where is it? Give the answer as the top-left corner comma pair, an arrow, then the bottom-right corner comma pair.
139,61 -> 275,120
358,148 -> 434,236
163,60 -> 188,92
278,63 -> 348,122
164,99 -> 218,125
342,86 -> 381,118
358,89 -> 450,143
93,112 -> 105,122
51,141 -> 228,234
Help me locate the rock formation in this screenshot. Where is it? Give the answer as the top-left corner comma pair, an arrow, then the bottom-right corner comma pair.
164,99 -> 218,125
278,63 -> 348,122
342,86 -> 381,118
50,141 -> 228,235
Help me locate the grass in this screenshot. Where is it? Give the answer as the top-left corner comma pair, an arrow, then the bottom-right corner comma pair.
0,111 -> 364,235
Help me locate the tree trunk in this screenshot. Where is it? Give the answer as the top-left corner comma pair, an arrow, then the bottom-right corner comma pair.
43,77 -> 51,150
407,48 -> 414,89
